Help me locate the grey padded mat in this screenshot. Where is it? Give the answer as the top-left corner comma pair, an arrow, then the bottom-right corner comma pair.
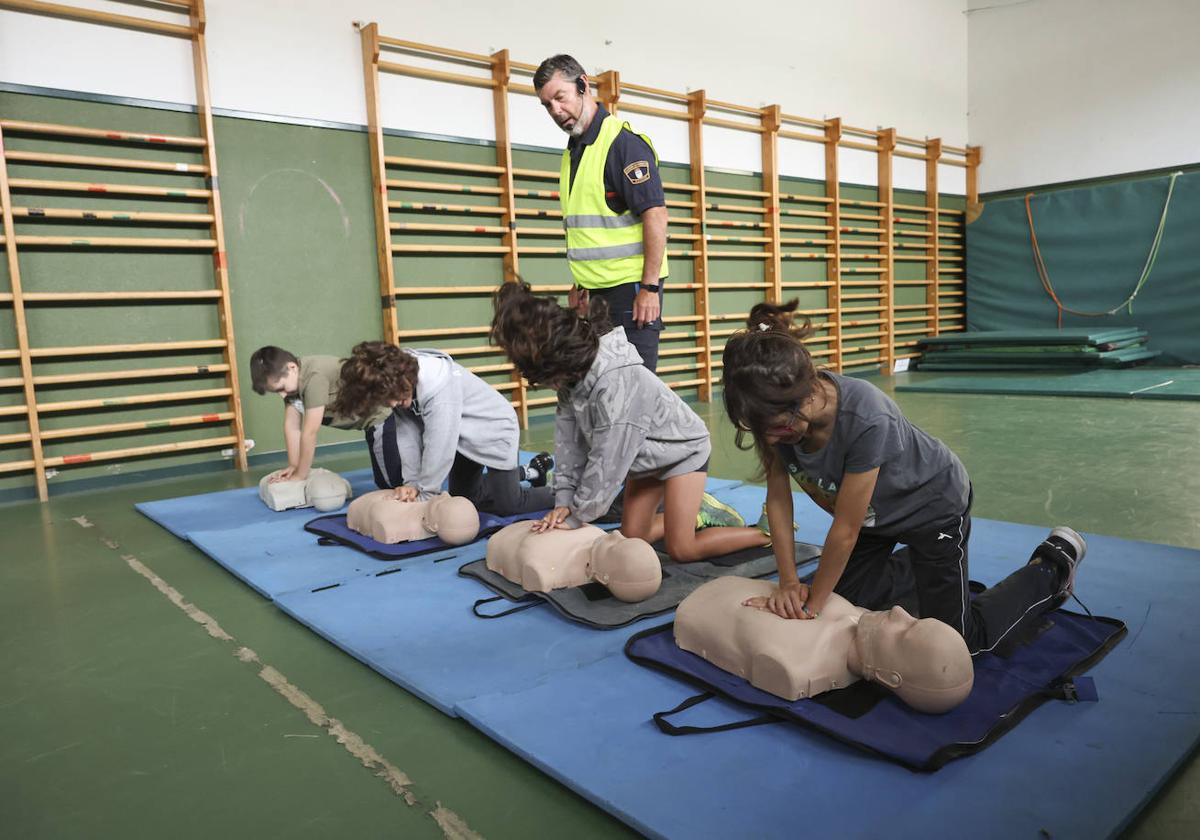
459,540 -> 822,629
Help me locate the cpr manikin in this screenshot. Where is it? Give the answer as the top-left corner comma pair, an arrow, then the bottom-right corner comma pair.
675,577 -> 974,713
346,490 -> 480,545
258,468 -> 352,512
486,522 -> 662,602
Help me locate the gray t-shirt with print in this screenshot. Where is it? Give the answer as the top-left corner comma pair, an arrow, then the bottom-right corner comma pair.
776,371 -> 969,534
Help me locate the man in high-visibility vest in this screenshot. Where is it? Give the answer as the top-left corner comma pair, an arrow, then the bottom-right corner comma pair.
535,54 -> 669,372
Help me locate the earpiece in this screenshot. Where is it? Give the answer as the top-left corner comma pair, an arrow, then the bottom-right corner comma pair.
576,76 -> 587,95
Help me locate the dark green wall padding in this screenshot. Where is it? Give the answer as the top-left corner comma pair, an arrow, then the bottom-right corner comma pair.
965,171 -> 1200,365
0,89 -> 964,499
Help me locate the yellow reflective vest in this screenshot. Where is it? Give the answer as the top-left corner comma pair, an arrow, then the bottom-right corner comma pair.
559,114 -> 668,289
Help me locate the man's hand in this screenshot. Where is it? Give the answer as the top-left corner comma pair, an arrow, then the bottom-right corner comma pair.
567,285 -> 590,316
743,581 -> 812,619
632,287 -> 660,328
532,506 -> 574,532
268,466 -> 297,484
392,485 -> 419,502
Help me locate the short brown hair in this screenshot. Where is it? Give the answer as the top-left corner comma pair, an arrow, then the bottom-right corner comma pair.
249,346 -> 298,395
330,341 -> 419,420
533,54 -> 585,91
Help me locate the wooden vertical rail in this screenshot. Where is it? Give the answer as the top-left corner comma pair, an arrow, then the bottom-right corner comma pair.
596,70 -> 620,115
823,118 -> 843,371
686,91 -> 713,400
925,138 -> 942,337
189,0 -> 248,471
359,22 -> 399,344
877,127 -> 896,374
966,145 -> 981,206
490,48 -> 527,425
760,105 -> 782,304
0,123 -> 49,499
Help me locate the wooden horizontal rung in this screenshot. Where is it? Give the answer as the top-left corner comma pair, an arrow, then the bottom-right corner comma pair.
0,404 -> 30,418
842,293 -> 885,300
0,0 -> 195,39
22,291 -> 222,303
440,344 -> 503,358
384,156 -> 504,176
0,430 -> 33,445
618,102 -> 690,122
16,235 -> 216,249
8,178 -> 211,200
396,325 -> 489,338
706,203 -> 766,216
387,179 -> 504,196
39,412 -> 235,442
0,119 -> 205,147
780,237 -> 833,246
706,234 -> 771,243
841,253 -> 886,261
895,255 -> 934,262
467,363 -> 514,375
938,208 -> 966,216
389,200 -> 504,216
781,252 -> 833,260
706,185 -> 769,199
841,212 -> 882,222
894,304 -> 934,311
779,209 -> 832,220
38,387 -> 233,414
780,223 -> 834,233
4,150 -> 208,175
390,222 -> 507,235
42,436 -> 240,470
893,203 -> 934,213
12,206 -> 214,224
511,166 -> 557,181
893,280 -> 932,287
392,285 -> 496,296
780,281 -> 834,289
840,198 -> 885,209
33,363 -> 230,387
0,458 -> 36,475
780,193 -> 832,205
659,347 -> 704,359
707,219 -> 766,229
708,282 -> 769,290
28,339 -> 227,358
378,60 -> 497,89
391,244 -> 509,254
707,250 -> 770,259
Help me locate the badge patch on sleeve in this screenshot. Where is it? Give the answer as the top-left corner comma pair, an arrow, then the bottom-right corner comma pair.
624,161 -> 651,185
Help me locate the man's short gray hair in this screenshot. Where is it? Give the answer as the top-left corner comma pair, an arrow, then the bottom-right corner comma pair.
533,54 -> 586,91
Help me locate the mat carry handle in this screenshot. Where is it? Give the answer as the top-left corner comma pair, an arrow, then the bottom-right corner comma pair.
652,691 -> 779,736
472,594 -> 542,619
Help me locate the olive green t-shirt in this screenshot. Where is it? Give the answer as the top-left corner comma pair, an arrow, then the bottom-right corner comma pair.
285,355 -> 390,430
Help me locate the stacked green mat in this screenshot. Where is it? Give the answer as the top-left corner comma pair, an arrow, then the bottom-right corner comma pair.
916,328 -> 1160,372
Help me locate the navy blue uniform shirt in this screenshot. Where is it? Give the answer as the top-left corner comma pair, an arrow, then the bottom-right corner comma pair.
566,104 -> 667,216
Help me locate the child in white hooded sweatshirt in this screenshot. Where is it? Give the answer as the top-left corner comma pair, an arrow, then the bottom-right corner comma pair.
491,281 -> 767,562
332,341 -> 553,516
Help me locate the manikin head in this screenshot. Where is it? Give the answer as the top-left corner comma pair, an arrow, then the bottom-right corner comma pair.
587,530 -> 662,602
850,606 -> 974,714
305,470 -> 351,512
422,494 -> 480,546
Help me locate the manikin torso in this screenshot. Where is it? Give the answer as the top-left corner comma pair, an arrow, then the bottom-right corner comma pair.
675,576 -> 974,712
485,522 -> 662,601
346,490 -> 479,545
676,577 -> 862,701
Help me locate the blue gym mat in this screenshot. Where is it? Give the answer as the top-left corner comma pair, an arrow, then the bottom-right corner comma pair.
134,468 -> 379,541
456,509 -> 1200,839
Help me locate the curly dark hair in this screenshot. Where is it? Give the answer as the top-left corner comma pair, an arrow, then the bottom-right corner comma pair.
329,341 -> 419,421
720,299 -> 820,475
490,280 -> 612,389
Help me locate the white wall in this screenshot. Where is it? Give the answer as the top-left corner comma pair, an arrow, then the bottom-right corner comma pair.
0,0 -> 969,191
967,0 -> 1200,193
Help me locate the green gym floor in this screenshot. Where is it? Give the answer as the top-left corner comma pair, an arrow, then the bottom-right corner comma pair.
3,377 -> 1198,838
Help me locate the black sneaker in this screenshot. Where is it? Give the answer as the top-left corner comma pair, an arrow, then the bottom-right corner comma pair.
1033,526 -> 1087,600
526,451 -> 553,488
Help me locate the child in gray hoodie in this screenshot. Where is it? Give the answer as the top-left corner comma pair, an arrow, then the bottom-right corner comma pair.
491,282 -> 768,562
333,341 -> 553,516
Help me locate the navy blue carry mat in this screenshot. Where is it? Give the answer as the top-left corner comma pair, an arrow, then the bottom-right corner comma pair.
304,508 -> 550,561
625,601 -> 1126,772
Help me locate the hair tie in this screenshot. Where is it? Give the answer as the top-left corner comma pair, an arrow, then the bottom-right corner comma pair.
758,322 -> 770,332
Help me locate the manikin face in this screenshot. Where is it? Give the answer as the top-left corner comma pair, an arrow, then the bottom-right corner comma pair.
266,362 -> 300,398
538,72 -> 589,137
588,530 -> 662,602
855,605 -> 974,713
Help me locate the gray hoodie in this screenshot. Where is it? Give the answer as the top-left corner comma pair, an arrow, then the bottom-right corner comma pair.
555,327 -> 711,527
393,349 -> 520,500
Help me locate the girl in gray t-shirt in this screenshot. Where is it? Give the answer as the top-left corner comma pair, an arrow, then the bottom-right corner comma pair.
721,300 -> 1087,655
